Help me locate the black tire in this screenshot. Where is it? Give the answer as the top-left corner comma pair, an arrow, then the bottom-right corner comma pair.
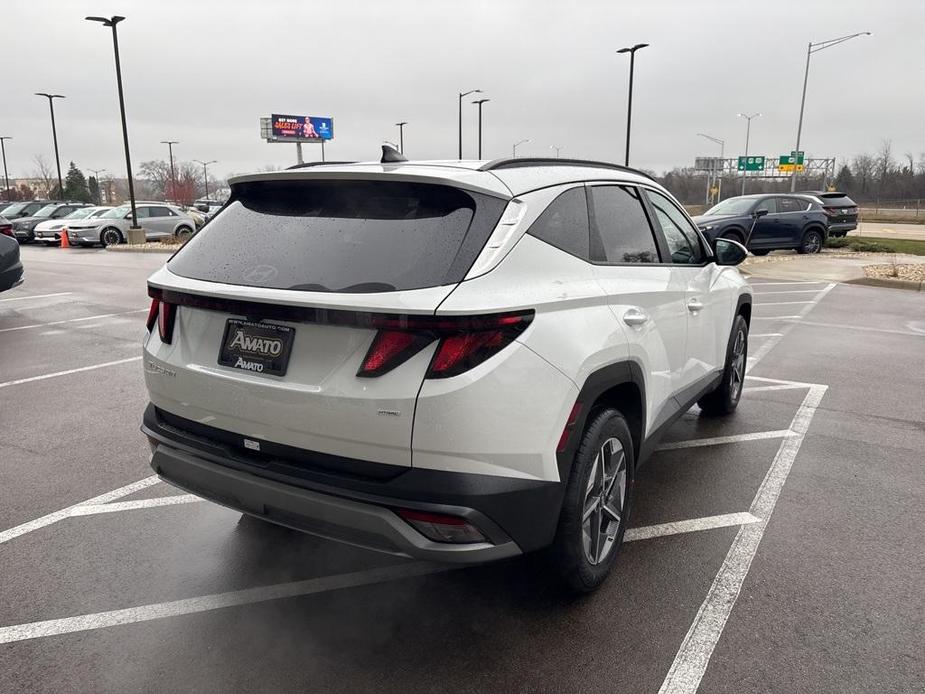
176,225 -> 193,241
835,232 -> 847,238
698,314 -> 748,417
100,227 -> 123,247
550,408 -> 634,593
798,229 -> 824,254
751,249 -> 770,256
720,230 -> 745,245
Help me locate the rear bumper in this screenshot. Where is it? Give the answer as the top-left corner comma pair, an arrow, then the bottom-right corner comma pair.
142,404 -> 563,563
827,221 -> 857,233
0,261 -> 24,292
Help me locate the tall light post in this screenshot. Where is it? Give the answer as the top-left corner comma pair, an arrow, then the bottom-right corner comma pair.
194,160 -> 217,200
549,145 -> 563,158
394,122 -> 407,154
737,112 -> 761,195
0,136 -> 11,201
458,88 -> 481,159
88,168 -> 107,204
512,139 -> 530,157
697,133 -> 725,205
34,93 -> 65,198
472,98 -> 490,159
790,32 -> 871,191
161,140 -> 178,200
86,15 -> 138,231
616,43 -> 648,166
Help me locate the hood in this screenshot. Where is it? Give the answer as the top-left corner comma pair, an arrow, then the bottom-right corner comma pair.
691,213 -> 743,226
13,215 -> 53,228
68,218 -> 108,229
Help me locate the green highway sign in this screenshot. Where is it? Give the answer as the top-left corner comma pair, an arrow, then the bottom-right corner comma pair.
778,152 -> 805,166
737,156 -> 765,172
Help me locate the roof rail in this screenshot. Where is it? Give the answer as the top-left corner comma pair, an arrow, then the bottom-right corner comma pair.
479,157 -> 655,181
286,161 -> 357,170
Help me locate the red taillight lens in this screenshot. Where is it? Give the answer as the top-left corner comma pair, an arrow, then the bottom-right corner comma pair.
147,297 -> 175,344
0,224 -> 12,238
822,206 -> 839,217
557,402 -> 583,453
395,508 -> 487,544
357,330 -> 433,378
429,330 -> 506,377
146,299 -> 160,332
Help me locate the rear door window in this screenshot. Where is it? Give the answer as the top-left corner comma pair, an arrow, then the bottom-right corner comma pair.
778,197 -> 806,213
526,186 -> 590,260
168,179 -> 506,293
589,185 -> 660,263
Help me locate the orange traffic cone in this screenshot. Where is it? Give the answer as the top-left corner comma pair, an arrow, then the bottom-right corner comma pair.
59,226 -> 70,248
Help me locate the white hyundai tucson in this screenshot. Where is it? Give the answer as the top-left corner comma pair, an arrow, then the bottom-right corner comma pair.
142,151 -> 752,592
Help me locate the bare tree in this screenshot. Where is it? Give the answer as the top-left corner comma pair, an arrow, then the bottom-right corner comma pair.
32,155 -> 55,197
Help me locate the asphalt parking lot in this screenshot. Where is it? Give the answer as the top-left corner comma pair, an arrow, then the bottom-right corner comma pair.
1,245 -> 923,694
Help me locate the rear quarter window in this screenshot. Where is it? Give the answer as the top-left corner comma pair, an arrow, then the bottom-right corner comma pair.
168,179 -> 506,293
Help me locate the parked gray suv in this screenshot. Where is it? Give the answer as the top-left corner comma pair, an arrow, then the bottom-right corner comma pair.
67,202 -> 197,247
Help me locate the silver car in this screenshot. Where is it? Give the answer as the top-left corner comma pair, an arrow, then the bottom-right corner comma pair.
67,202 -> 197,247
33,206 -> 113,244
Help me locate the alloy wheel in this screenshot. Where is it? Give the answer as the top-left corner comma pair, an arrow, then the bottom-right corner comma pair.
729,328 -> 746,401
581,437 -> 627,565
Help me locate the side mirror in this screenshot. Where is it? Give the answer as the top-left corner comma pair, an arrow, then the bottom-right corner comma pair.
753,208 -> 769,218
124,213 -> 132,219
714,237 -> 748,266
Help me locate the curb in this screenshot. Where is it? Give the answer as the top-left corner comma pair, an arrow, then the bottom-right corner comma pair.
104,244 -> 177,254
847,277 -> 924,291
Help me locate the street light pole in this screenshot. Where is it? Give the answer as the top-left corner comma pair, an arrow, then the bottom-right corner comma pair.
549,145 -> 563,158
512,139 -> 530,157
88,168 -> 107,204
86,15 -> 138,230
790,31 -> 871,191
0,136 -> 11,201
35,93 -> 65,198
458,89 -> 481,159
697,133 -> 725,205
395,122 -> 407,154
472,99 -> 490,159
737,112 -> 761,195
161,140 -> 178,200
194,160 -> 217,200
616,43 -> 648,166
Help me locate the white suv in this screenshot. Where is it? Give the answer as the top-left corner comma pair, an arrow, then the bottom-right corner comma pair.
141,153 -> 752,592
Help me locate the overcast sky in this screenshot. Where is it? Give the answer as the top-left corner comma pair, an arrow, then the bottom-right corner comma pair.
2,0 -> 922,181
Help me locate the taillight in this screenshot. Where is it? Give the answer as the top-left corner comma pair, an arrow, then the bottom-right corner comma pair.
356,310 -> 533,379
395,508 -> 487,544
822,206 -> 838,217
0,224 -> 12,237
146,297 -> 175,343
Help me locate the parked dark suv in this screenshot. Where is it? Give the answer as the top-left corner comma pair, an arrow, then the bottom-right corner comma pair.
0,200 -> 52,220
11,202 -> 90,243
692,194 -> 829,255
802,191 -> 858,237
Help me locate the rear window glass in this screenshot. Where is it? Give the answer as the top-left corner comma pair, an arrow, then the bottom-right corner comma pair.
814,195 -> 854,207
168,180 -> 506,293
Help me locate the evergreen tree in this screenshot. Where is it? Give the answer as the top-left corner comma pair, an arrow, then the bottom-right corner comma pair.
833,165 -> 855,194
63,162 -> 91,202
88,176 -> 101,205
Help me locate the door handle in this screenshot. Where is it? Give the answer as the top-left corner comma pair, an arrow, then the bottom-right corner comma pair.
622,307 -> 649,327
687,298 -> 704,313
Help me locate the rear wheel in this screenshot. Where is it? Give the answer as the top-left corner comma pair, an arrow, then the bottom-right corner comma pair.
100,227 -> 123,247
698,314 -> 748,416
798,229 -> 824,254
721,230 -> 745,245
550,409 -> 633,593
176,225 -> 193,241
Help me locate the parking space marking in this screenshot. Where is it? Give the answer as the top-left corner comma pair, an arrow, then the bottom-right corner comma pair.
0,476 -> 159,545
658,382 -> 828,694
750,289 -> 828,295
745,281 -> 826,286
0,309 -> 147,333
743,384 -> 805,393
624,513 -> 760,542
752,315 -> 803,320
749,333 -> 783,338
0,356 -> 142,390
783,318 -> 925,339
657,430 -> 794,451
0,292 -> 72,303
753,301 -> 814,306
748,282 -> 836,370
70,494 -> 202,517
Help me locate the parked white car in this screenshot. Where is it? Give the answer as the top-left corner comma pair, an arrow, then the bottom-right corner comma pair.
141,154 -> 752,592
68,202 -> 197,247
33,206 -> 112,244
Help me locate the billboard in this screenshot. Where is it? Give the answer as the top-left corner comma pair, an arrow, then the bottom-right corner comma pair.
270,114 -> 333,142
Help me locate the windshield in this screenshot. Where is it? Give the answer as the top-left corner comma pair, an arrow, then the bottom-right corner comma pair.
64,208 -> 96,220
1,203 -> 27,216
169,180 -> 506,293
101,206 -> 129,219
89,208 -> 111,218
704,198 -> 756,216
34,204 -> 60,217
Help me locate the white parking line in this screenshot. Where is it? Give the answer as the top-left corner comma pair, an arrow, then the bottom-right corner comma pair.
0,309 -> 146,333
0,511 -> 766,645
624,513 -> 760,542
657,430 -> 794,450
70,494 -> 201,516
750,289 -> 829,295
752,315 -> 803,320
0,292 -> 73,303
743,384 -> 805,393
658,383 -> 828,694
0,476 -> 159,545
749,333 -> 783,338
783,318 -> 925,338
746,281 -> 826,286
0,356 -> 142,389
748,282 -> 836,369
753,301 -> 814,306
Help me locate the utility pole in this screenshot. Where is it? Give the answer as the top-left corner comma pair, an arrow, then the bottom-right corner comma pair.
472,99 -> 490,159
34,93 -> 65,198
512,139 -> 530,157
161,140 -> 178,200
88,167 -> 107,205
737,112 -> 761,195
194,159 -> 217,200
0,136 -> 11,201
458,89 -> 481,159
616,43 -> 648,166
395,122 -> 407,154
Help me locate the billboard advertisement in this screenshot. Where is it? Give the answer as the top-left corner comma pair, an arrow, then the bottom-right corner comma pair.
270,114 -> 334,141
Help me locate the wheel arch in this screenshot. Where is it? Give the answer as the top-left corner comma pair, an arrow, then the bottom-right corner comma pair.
736,292 -> 752,328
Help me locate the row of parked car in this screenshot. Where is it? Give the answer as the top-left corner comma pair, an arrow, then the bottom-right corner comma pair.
692,190 -> 859,255
0,198 -> 224,247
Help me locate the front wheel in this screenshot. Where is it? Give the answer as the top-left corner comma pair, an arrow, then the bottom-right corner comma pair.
751,249 -> 770,256
550,409 -> 634,593
100,227 -> 123,247
698,314 -> 748,416
798,229 -> 824,254
175,226 -> 193,242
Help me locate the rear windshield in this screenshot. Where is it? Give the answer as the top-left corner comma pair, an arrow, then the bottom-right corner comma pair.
814,194 -> 854,207
168,179 -> 506,293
